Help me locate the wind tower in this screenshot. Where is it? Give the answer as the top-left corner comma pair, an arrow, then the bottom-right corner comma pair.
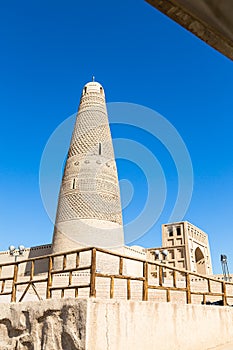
52,80 -> 124,253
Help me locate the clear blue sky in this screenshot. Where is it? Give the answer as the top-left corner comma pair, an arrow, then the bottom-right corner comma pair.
0,1 -> 232,274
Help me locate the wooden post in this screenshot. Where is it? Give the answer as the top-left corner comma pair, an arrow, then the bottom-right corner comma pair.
119,257 -> 123,275
207,278 -> 211,293
222,282 -> 227,306
186,272 -> 191,304
110,276 -> 114,299
76,252 -> 80,268
143,262 -> 148,301
63,254 -> 67,270
0,266 -> 3,294
1,280 -> 5,293
90,249 -> 96,297
11,263 -> 18,302
46,256 -> 53,299
69,271 -> 72,286
159,266 -> 163,286
127,279 -> 131,300
166,289 -> 171,302
203,294 -> 206,304
30,260 -> 35,281
173,270 -> 177,288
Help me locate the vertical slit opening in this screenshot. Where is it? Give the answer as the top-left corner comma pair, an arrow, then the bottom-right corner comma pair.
99,143 -> 101,155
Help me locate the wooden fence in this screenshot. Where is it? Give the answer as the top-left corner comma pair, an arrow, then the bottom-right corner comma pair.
0,247 -> 233,305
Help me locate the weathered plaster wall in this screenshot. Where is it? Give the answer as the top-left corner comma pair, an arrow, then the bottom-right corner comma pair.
87,300 -> 233,350
0,298 -> 87,349
1,298 -> 233,349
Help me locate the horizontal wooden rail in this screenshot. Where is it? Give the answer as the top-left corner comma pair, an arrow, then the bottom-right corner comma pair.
50,284 -> 90,291
1,246 -> 233,305
0,291 -> 12,296
15,278 -> 48,286
0,246 -> 94,268
0,277 -> 13,282
148,285 -> 187,292
95,272 -> 145,282
191,292 -> 223,297
51,265 -> 91,275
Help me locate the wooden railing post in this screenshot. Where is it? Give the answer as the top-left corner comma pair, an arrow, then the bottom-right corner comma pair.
0,266 -> 3,294
30,260 -> 35,281
166,289 -> 171,302
11,263 -> 18,302
110,276 -> 114,299
186,272 -> 191,304
222,282 -> 227,306
46,256 -> 53,299
143,262 -> 148,301
1,280 -> 5,293
63,254 -> 67,270
76,252 -> 80,268
119,257 -> 123,275
173,270 -> 177,288
68,271 -> 72,286
159,266 -> 163,286
90,248 -> 96,297
127,279 -> 131,300
207,278 -> 211,293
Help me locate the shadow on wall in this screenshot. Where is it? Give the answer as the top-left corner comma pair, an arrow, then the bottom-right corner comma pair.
195,247 -> 206,275
25,245 -> 52,275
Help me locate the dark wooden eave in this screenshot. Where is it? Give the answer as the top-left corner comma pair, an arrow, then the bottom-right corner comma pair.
146,0 -> 233,60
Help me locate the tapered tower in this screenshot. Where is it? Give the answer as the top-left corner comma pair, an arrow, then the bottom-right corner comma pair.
52,80 -> 124,253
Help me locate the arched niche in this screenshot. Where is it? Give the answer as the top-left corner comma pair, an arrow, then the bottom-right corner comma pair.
195,247 -> 206,275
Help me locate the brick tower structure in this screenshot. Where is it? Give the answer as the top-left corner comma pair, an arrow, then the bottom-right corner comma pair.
148,221 -> 212,275
52,80 -> 124,253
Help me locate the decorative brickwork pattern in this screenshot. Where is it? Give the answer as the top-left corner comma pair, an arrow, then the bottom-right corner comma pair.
53,81 -> 124,251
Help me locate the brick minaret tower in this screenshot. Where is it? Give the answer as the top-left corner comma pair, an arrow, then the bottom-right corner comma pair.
52,80 -> 124,253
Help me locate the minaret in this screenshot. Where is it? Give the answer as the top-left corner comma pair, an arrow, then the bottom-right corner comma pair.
52,80 -> 124,253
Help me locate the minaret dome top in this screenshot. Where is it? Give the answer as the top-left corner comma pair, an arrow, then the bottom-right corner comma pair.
82,81 -> 105,96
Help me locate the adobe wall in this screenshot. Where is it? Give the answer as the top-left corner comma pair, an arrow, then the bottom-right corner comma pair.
0,244 -> 52,276
1,298 -> 233,350
0,244 -> 146,279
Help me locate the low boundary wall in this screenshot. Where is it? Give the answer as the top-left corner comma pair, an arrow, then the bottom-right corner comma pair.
1,298 -> 233,349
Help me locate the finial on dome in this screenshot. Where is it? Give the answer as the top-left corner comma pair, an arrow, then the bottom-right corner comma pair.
92,75 -> 95,82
